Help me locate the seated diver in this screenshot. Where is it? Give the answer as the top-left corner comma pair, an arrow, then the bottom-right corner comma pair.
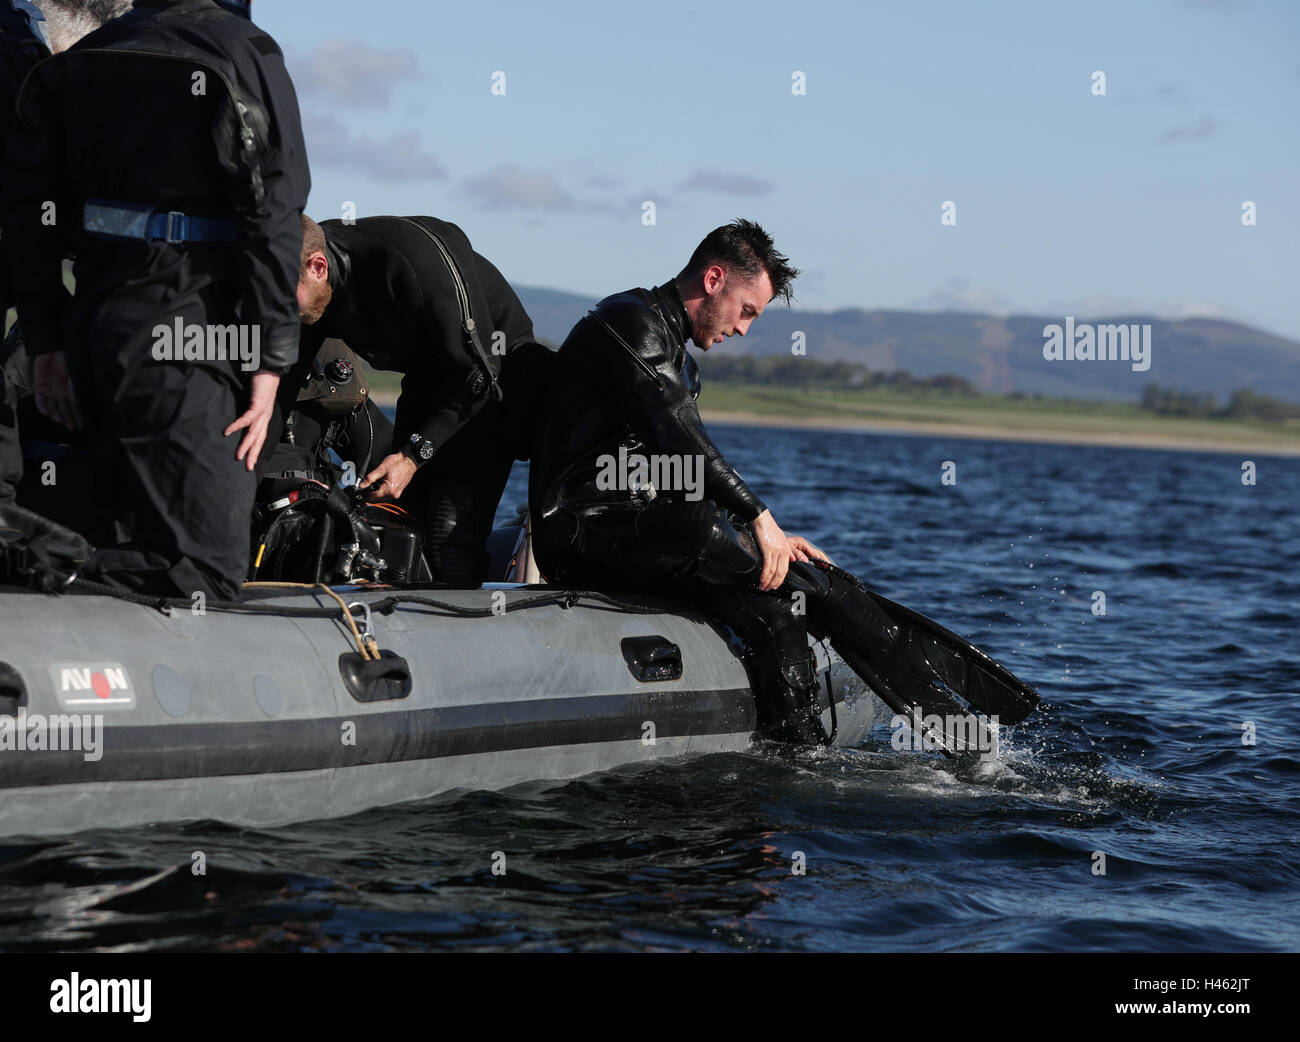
529,219 -> 1040,746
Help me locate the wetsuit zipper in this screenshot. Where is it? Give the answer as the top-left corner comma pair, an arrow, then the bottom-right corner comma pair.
394,216 -> 504,403
587,310 -> 665,389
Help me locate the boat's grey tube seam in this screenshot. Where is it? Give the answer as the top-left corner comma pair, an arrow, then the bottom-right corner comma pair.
0,685 -> 794,785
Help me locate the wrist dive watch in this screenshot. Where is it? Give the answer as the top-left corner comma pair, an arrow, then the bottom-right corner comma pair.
404,433 -> 436,464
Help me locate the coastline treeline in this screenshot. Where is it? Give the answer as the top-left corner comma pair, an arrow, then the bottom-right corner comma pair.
696,355 -> 977,395
1139,384 -> 1300,422
695,355 -> 1300,422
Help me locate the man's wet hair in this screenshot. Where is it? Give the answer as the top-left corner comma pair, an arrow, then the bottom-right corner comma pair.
300,214 -> 326,276
679,218 -> 799,306
34,0 -> 132,53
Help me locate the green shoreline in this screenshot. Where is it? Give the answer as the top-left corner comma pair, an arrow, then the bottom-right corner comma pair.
367,378 -> 1300,457
692,385 -> 1300,457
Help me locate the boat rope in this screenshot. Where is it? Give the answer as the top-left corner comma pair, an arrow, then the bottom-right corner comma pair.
243,582 -> 378,660
62,575 -> 673,622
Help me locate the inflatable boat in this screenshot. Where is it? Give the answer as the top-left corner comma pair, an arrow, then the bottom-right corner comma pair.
0,580 -> 882,839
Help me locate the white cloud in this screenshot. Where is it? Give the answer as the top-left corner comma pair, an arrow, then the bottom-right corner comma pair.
911,277 -> 1011,315
303,111 -> 446,182
290,41 -> 419,108
674,170 -> 774,196
1158,114 -> 1217,145
464,165 -> 577,211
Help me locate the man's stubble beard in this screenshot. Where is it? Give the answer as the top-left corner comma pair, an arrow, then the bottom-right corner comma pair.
693,290 -> 725,349
300,281 -> 332,325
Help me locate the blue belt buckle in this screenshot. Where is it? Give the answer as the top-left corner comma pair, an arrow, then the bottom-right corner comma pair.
163,210 -> 185,244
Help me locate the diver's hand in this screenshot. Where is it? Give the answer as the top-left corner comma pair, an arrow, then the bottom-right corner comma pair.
751,509 -> 792,591
788,535 -> 830,564
361,452 -> 417,501
225,370 -> 280,471
33,351 -> 84,433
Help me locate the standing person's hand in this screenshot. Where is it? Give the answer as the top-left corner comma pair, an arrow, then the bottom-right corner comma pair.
751,509 -> 793,590
33,351 -> 84,432
225,370 -> 281,471
361,452 -> 418,501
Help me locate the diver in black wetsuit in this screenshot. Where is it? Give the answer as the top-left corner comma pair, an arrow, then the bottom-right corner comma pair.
530,219 -> 912,745
290,214 -> 552,586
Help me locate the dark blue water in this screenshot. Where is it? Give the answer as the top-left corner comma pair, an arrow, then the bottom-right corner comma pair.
2,426 -> 1297,952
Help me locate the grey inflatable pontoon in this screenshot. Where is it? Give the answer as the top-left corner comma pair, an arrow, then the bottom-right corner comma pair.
0,582 -> 882,838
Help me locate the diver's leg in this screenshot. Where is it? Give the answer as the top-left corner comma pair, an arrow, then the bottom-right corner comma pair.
405,401 -> 514,587
85,362 -> 252,601
692,581 -> 828,744
628,499 -> 829,744
497,342 -> 557,462
533,497 -> 829,743
630,498 -> 763,585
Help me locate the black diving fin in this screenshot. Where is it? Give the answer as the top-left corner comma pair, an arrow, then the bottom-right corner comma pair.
864,589 -> 1041,726
805,560 -> 1041,746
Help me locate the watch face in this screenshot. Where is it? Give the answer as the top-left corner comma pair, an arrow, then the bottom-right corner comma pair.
418,441 -> 434,460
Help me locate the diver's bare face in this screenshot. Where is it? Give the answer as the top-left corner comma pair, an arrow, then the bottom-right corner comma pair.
297,252 -> 332,325
691,267 -> 771,351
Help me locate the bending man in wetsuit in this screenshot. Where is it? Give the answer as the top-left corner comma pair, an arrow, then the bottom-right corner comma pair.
530,219 -> 904,744
291,215 -> 552,586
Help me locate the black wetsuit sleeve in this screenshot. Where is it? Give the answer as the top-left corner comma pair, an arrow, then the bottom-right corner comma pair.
398,362 -> 487,457
228,34 -> 309,373
599,308 -> 767,522
0,68 -> 73,357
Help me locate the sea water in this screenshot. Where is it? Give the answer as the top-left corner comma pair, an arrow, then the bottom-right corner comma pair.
1,426 -> 1296,952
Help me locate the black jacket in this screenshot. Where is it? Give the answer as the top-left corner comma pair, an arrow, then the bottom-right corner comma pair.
294,215 -> 538,454
530,280 -> 766,526
0,0 -> 51,317
1,0 -> 308,372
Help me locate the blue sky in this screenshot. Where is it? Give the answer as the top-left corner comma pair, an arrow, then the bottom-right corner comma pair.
256,0 -> 1299,340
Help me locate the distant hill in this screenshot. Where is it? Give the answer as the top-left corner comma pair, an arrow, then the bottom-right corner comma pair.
514,286 -> 1300,403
